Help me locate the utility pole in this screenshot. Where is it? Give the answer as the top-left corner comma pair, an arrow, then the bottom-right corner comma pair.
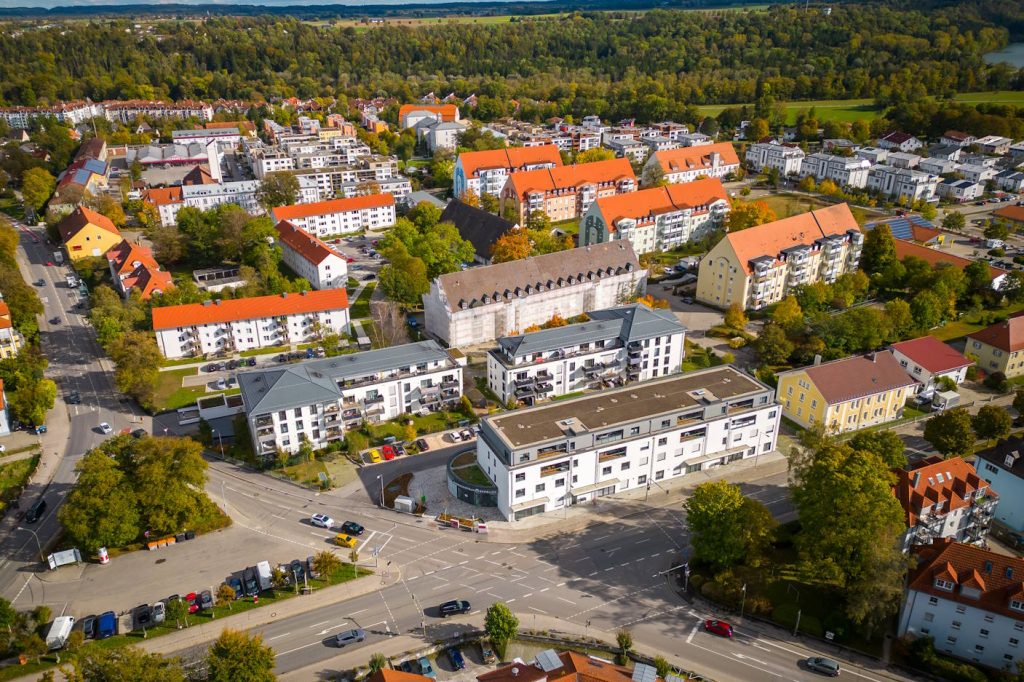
794,609 -> 802,636
740,583 -> 747,619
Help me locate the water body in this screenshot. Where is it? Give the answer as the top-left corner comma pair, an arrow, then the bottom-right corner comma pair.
985,43 -> 1024,68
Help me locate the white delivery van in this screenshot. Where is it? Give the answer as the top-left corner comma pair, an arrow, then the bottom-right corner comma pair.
46,616 -> 75,651
256,560 -> 273,591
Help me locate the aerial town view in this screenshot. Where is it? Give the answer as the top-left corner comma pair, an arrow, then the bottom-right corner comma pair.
0,0 -> 1023,680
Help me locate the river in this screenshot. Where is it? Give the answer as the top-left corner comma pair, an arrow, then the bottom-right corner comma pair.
985,43 -> 1024,68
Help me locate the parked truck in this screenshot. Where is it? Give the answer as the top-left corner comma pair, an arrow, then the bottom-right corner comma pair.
932,390 -> 961,412
45,616 -> 75,651
256,560 -> 272,591
53,251 -> 63,265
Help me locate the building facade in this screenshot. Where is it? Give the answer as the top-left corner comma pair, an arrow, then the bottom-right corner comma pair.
423,242 -> 646,348
152,290 -> 350,359
274,221 -> 349,290
967,317 -> 1024,379
976,438 -> 1024,533
475,366 -> 780,521
57,206 -> 124,261
798,152 -> 870,189
695,204 -> 863,310
486,304 -> 687,405
453,146 -> 563,199
867,166 -> 939,202
0,301 -> 24,360
642,142 -> 739,185
581,178 -> 730,253
270,195 -> 396,238
106,240 -> 174,300
744,142 -> 805,176
889,336 -> 972,394
499,158 -> 636,224
776,352 -> 916,433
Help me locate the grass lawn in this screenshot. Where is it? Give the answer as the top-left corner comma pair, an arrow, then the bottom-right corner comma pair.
240,345 -> 287,358
351,283 -> 376,320
932,303 -> 1024,341
551,218 -> 579,236
279,459 -> 329,487
953,90 -> 1024,106
450,451 -> 493,487
153,368 -> 240,412
551,391 -> 585,402
0,455 -> 39,515
366,410 -> 469,445
0,195 -> 25,220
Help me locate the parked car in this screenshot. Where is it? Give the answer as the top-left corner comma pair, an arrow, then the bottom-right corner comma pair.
805,657 -> 840,676
362,273 -> 376,281
199,590 -> 213,610
417,657 -> 437,678
204,363 -> 222,372
133,604 -> 152,629
310,513 -> 334,528
246,357 -> 257,367
79,614 -> 97,639
439,600 -> 471,617
228,577 -> 243,600
34,279 -> 45,286
99,422 -> 112,434
306,556 -> 320,579
340,521 -> 364,536
185,592 -> 199,614
215,378 -> 227,390
382,445 -> 396,460
243,567 -> 260,596
96,611 -> 117,639
334,534 -> 358,548
460,429 -> 474,441
394,442 -> 406,456
226,359 -> 238,370
447,646 -> 466,670
151,602 -> 165,624
131,429 -> 147,438
290,559 -> 305,582
703,619 -> 733,638
448,431 -> 462,443
66,391 -> 81,404
367,449 -> 383,464
400,661 -> 416,673
415,438 -> 429,452
480,640 -> 497,664
335,628 -> 365,646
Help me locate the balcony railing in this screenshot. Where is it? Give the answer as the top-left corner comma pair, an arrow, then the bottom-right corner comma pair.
363,395 -> 384,405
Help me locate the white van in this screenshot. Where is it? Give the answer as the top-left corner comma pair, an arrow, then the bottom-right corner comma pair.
46,616 -> 75,651
256,561 -> 273,591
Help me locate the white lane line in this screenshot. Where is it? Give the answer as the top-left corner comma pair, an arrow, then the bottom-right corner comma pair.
309,620 -> 331,629
459,560 -> 469,565
592,534 -> 609,542
556,582 -> 566,587
588,571 -> 599,576
522,593 -> 533,598
686,623 -> 699,644
275,641 -> 320,657
490,551 -> 503,556
506,598 -> 516,603
556,597 -> 575,605
529,606 -> 547,614
604,567 -> 615,572
350,608 -> 367,616
539,588 -> 549,593
268,632 -> 291,641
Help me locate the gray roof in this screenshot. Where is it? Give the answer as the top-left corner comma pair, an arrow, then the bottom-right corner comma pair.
404,191 -> 446,209
496,304 -> 686,358
439,199 -> 517,262
437,241 -> 643,310
238,340 -> 454,414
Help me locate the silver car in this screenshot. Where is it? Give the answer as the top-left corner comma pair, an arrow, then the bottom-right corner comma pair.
805,657 -> 840,676
335,628 -> 365,646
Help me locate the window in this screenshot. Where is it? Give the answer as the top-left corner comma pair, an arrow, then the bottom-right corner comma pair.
515,472 -> 526,482
947,636 -> 957,644
985,615 -> 995,623
555,479 -> 565,487
1011,638 -> 1019,647
621,462 -> 631,471
956,605 -> 966,614
1013,600 -> 1024,612
1016,622 -> 1024,632
658,437 -> 668,446
638,475 -> 647,484
602,466 -> 612,475
975,645 -> 985,653
980,629 -> 990,638
935,578 -> 955,591
515,489 -> 525,498
655,471 -> 665,480
951,621 -> 961,630
923,613 -> 934,622
630,426 -> 640,436
535,483 -> 545,493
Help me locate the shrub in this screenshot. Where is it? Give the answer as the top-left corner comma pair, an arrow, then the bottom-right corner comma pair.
728,337 -> 747,349
965,364 -> 980,381
985,371 -> 1009,393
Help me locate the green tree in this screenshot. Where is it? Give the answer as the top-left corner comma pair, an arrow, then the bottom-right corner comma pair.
684,480 -> 776,570
206,629 -> 276,682
909,290 -> 944,331
166,597 -> 189,629
61,646 -> 186,682
972,404 -> 1012,441
860,224 -> 897,276
984,221 -> 1010,241
575,148 -> 617,164
125,436 -> 209,536
368,653 -> 387,674
941,212 -> 965,231
771,296 -> 803,333
525,209 -> 551,232
21,167 -> 55,214
884,299 -> 914,341
490,230 -> 532,264
215,583 -> 237,611
726,200 -> 776,232
849,430 -> 907,469
747,117 -> 770,142
58,451 -> 140,552
312,550 -> 342,579
724,303 -> 747,331
107,331 -> 162,410
257,171 -> 300,211
378,243 -> 429,307
1013,388 -> 1024,417
923,408 -> 976,458
484,602 -> 519,658
17,632 -> 46,663
754,323 -> 794,365
790,440 -> 909,630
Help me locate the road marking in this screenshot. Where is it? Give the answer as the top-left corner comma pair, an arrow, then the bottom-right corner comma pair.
309,620 -> 331,628
539,588 -> 549,593
490,551 -> 503,556
506,598 -> 516,603
267,632 -> 291,641
633,537 -> 651,544
350,609 -> 367,616
588,571 -> 599,576
555,582 -> 566,587
604,567 -> 615,572
592,534 -> 609,542
275,641 -> 320,657
459,560 -> 469,565
529,606 -> 547,614
522,593 -> 533,598
686,623 -> 699,644
732,653 -> 767,665
556,597 -> 575,605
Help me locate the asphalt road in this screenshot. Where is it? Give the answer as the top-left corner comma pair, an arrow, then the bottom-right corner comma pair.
0,220 -> 145,602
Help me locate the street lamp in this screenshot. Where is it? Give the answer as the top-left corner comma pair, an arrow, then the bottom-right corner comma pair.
17,527 -> 44,562
740,583 -> 747,619
377,474 -> 384,508
211,428 -> 224,458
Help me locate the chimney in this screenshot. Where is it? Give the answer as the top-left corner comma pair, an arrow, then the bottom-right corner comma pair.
813,354 -> 821,366
214,299 -> 221,305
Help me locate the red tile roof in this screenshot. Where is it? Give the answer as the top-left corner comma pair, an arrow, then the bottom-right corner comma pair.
0,300 -> 11,330
398,104 -> 459,124
594,177 -> 730,231
796,351 -> 917,404
725,203 -> 859,275
271,194 -> 394,222
968,315 -> 1024,353
893,239 -> 1007,282
368,670 -> 433,682
57,206 -> 121,243
458,145 -> 563,180
893,456 -> 994,527
182,165 -> 216,185
994,205 -> 1024,224
274,221 -> 340,266
142,186 -> 183,207
890,336 -> 971,375
478,651 -> 650,682
882,132 -> 916,144
908,539 -> 1024,622
106,240 -> 174,300
152,289 -> 349,330
505,158 -> 635,199
652,142 -> 739,174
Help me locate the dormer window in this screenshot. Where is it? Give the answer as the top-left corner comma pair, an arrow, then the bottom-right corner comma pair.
1012,600 -> 1024,613
935,578 -> 955,591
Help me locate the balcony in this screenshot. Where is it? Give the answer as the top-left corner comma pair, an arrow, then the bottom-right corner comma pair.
514,376 -> 535,388
628,356 -> 642,367
342,409 -> 361,420
324,405 -> 340,414
256,426 -> 274,437
537,444 -> 568,460
363,394 -> 384,406
255,416 -> 273,428
441,379 -> 460,389
535,382 -> 554,394
536,370 -> 554,381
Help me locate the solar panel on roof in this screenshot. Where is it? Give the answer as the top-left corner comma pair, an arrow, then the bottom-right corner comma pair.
535,650 -> 562,672
632,663 -> 658,682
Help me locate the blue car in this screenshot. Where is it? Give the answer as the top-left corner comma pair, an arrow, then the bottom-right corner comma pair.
97,611 -> 117,639
228,577 -> 243,600
447,646 -> 465,670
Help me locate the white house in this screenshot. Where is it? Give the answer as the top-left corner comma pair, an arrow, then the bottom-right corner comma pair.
799,152 -> 871,189
878,132 -> 924,153
643,142 -> 739,185
745,142 -> 805,176
941,131 -> 976,148
270,194 -> 396,238
889,335 -> 972,394
475,365 -> 780,521
238,341 -> 464,458
959,164 -> 997,185
423,242 -> 646,348
977,135 -> 1013,156
997,171 -> 1024,194
867,166 -> 939,202
274,221 -> 348,290
938,179 -> 984,203
486,303 -> 687,405
152,290 -> 350,359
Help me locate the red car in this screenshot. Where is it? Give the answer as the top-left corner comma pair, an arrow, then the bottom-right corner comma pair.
704,619 -> 733,638
382,445 -> 396,460
45,261 -> 53,266
185,592 -> 199,614
346,257 -> 355,263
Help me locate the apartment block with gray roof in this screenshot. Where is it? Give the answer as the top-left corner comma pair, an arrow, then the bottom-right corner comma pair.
486,304 -> 686,406
475,365 -> 780,521
238,341 -> 464,458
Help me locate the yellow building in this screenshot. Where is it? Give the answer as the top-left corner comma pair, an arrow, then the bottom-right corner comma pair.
0,301 -> 23,360
695,204 -> 863,311
967,316 -> 1024,378
57,206 -> 123,261
776,352 -> 916,434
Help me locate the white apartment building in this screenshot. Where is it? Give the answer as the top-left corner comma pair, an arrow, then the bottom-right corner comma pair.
475,366 -> 780,521
856,147 -> 889,165
867,165 -> 939,202
171,128 -> 245,147
270,195 -> 396,238
799,152 -> 871,189
745,142 -> 805,176
643,143 -> 739,185
423,242 -> 646,348
274,221 -> 348,290
938,179 -> 984,203
898,540 -> 1024,671
152,290 -> 350,359
337,178 -> 412,200
0,100 -> 103,129
239,341 -> 464,458
959,164 -> 997,185
604,138 -> 649,164
581,178 -> 730,253
181,179 -> 261,213
920,157 -> 958,176
487,304 -> 687,405
977,135 -> 1013,155
453,146 -> 563,199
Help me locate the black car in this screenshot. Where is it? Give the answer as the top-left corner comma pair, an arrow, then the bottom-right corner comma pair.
415,438 -> 429,452
243,567 -> 260,596
247,357 -> 257,366
131,429 -> 147,438
306,555 -> 320,579
49,317 -> 61,325
80,614 -> 97,639
362,273 -> 376,281
34,279 -> 45,287
290,559 -> 306,582
340,521 -> 365,536
66,392 -> 81,404
199,590 -> 213,610
133,604 -> 152,629
226,359 -> 238,370
228,577 -> 243,599
204,363 -> 222,372
394,442 -> 407,456
447,646 -> 466,670
439,599 -> 471,617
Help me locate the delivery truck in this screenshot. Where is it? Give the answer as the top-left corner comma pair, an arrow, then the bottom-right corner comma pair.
45,616 -> 75,651
257,560 -> 273,591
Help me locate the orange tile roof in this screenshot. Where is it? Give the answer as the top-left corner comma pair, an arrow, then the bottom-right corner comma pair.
994,205 -> 1024,223
893,456 -> 994,527
152,289 -> 349,330
458,145 -> 563,180
889,336 -> 971,375
0,378 -> 4,411
724,203 -> 859,275
271,194 -> 394,222
0,300 -> 11,330
106,240 -> 173,300
398,104 -> 459,124
368,670 -> 434,682
505,158 -> 635,199
968,315 -> 1024,353
182,165 -> 216,185
594,177 -> 730,231
908,539 -> 1024,622
478,651 -> 648,682
275,221 -> 340,266
652,142 -> 739,174
57,206 -> 121,243
795,351 -> 917,404
893,239 -> 1007,282
142,186 -> 183,207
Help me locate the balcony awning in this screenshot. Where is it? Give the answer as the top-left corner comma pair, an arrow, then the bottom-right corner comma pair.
570,479 -> 620,496
510,496 -> 549,512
